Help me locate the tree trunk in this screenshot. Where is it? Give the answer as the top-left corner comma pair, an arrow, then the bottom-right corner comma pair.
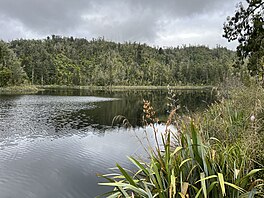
31,67 -> 34,85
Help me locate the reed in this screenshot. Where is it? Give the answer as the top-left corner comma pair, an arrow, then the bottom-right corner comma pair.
200,85 -> 264,171
98,97 -> 263,197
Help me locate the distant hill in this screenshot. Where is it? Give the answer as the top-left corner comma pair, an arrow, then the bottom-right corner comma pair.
2,36 -> 237,86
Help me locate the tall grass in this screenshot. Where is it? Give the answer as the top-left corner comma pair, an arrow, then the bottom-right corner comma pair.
98,87 -> 264,197
200,86 -> 264,171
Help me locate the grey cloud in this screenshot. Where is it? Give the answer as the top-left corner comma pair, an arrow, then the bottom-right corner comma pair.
0,14 -> 37,40
0,0 -> 241,48
117,0 -> 237,18
0,0 -> 93,33
80,1 -> 160,43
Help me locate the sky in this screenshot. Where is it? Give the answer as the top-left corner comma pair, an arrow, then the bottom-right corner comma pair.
0,0 -> 243,49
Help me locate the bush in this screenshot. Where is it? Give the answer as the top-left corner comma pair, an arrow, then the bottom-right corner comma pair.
0,67 -> 12,87
98,98 -> 263,197
200,86 -> 264,170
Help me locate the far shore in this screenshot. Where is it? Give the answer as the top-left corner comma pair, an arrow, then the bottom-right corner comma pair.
0,84 -> 215,95
0,85 -> 39,95
37,85 -> 214,91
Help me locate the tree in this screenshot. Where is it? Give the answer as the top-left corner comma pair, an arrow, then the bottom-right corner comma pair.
0,41 -> 28,86
8,36 -> 235,86
223,0 -> 264,80
0,67 -> 12,86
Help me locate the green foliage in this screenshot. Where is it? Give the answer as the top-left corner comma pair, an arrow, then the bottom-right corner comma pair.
98,94 -> 264,197
0,40 -> 28,87
223,0 -> 264,80
53,53 -> 81,85
200,85 -> 264,172
0,85 -> 38,94
6,36 -> 237,86
98,121 -> 263,197
96,87 -> 264,198
0,67 -> 12,86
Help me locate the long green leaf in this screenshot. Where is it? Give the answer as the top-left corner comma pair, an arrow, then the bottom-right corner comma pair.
195,188 -> 203,198
170,169 -> 176,197
170,146 -> 183,157
195,175 -> 217,184
239,169 -> 263,187
152,161 -> 165,197
116,163 -> 137,187
200,172 -> 207,198
224,181 -> 246,193
218,173 -> 226,197
179,158 -> 192,168
243,169 -> 263,178
100,182 -> 149,197
128,156 -> 149,176
190,122 -> 203,165
98,182 -> 130,197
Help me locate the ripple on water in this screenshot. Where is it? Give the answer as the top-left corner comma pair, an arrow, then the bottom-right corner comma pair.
0,95 -> 119,140
0,94 -> 165,197
0,126 -> 153,198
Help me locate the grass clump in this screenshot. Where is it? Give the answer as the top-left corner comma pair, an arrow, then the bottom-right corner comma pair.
98,87 -> 264,197
0,85 -> 39,94
200,86 -> 264,170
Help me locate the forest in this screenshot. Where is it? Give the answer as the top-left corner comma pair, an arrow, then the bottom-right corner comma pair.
0,36 -> 237,87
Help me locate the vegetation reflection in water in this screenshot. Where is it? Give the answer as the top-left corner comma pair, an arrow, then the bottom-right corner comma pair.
39,88 -> 217,129
0,89 -> 217,198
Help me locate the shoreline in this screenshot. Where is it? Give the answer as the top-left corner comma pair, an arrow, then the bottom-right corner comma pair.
0,85 -> 39,95
37,85 -> 214,91
0,84 -> 215,95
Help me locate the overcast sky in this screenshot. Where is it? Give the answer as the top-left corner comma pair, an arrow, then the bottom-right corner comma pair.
0,0 -> 243,49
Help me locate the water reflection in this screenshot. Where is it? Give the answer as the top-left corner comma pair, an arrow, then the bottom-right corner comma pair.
0,128 -> 153,198
0,89 -> 216,198
0,89 -> 216,140
40,88 -> 216,129
0,95 -> 116,142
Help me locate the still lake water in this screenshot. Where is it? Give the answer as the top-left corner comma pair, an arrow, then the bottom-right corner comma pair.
0,88 -> 216,198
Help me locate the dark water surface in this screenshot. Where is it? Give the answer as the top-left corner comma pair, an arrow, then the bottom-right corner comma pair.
0,89 -> 216,198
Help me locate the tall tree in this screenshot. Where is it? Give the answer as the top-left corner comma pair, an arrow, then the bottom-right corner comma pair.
223,0 -> 264,80
0,41 -> 27,86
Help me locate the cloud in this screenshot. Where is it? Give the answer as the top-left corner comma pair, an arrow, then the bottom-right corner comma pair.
0,14 -> 37,40
0,0 -> 241,48
155,11 -> 239,48
0,0 -> 93,34
80,1 -> 159,43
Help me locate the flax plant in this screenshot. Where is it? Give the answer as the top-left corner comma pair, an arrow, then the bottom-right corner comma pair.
98,98 -> 263,197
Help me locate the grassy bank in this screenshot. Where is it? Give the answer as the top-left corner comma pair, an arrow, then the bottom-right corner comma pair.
98,85 -> 264,197
38,85 -> 214,91
199,85 -> 264,169
0,85 -> 39,94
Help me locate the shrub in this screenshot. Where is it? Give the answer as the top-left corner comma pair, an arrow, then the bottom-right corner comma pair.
98,100 -> 263,197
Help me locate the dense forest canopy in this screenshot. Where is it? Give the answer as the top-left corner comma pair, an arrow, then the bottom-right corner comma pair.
0,36 -> 237,87
0,41 -> 28,86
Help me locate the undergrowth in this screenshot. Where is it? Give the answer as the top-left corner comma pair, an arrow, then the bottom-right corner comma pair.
98,85 -> 264,197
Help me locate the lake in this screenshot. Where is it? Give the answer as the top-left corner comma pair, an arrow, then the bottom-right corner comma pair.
0,88 -> 216,198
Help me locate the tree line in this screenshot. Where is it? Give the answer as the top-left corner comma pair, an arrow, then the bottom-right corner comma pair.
0,36 -> 237,87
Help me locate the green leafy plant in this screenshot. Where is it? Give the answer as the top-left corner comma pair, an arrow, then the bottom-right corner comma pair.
98,100 -> 263,197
